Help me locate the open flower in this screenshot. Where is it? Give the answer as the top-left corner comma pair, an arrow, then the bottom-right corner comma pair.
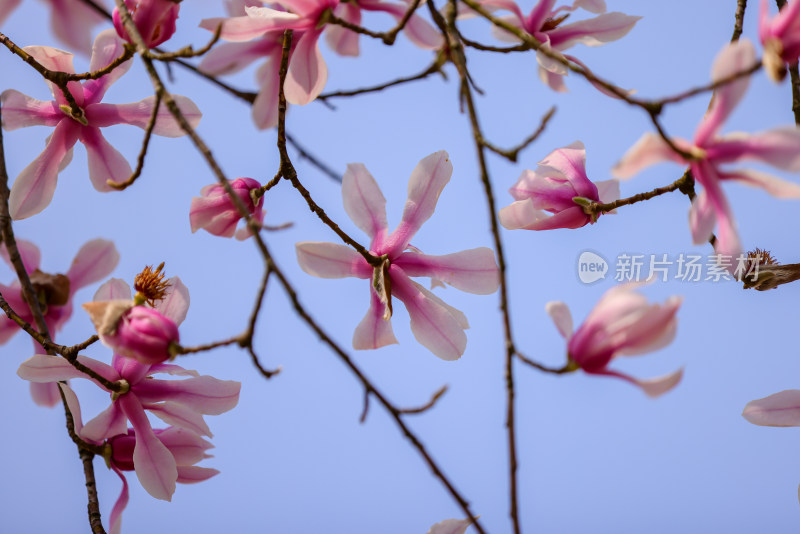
499,141 -> 619,230
0,238 -> 118,406
190,177 -> 266,239
546,283 -> 683,397
471,0 -> 639,92
296,151 -> 499,360
613,39 -> 800,263
759,0 -> 800,81
0,29 -> 202,219
113,0 -> 181,48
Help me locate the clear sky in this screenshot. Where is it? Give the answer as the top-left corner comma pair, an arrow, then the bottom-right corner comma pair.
2,0 -> 800,533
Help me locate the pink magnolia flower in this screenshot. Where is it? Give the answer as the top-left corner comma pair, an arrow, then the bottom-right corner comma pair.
113,0 -> 181,48
200,0 -> 340,109
17,277 -> 240,501
546,283 -> 683,397
190,177 -> 266,239
759,0 -> 800,81
427,518 -> 476,534
473,0 -> 639,92
613,39 -> 800,263
296,151 -> 500,360
499,141 -> 619,230
0,238 -> 118,406
0,0 -> 106,55
0,29 -> 202,220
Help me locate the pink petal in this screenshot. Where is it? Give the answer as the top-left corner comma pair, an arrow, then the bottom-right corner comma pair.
743,390 -> 800,426
383,151 -> 453,253
134,376 -> 241,415
177,466 -> 220,483
391,268 -> 467,361
0,239 -> 41,272
712,128 -> 800,171
525,0 -> 558,32
109,466 -> 129,534
396,248 -> 499,294
30,382 -> 61,407
82,29 -> 133,105
296,241 -> 370,278
545,301 -> 573,339
157,427 -> 214,464
59,383 -> 84,437
147,401 -> 213,437
85,95 -> 202,137
9,119 -> 81,220
688,190 -> 717,246
67,239 -> 120,291
120,394 -> 177,501
148,364 -> 200,377
722,168 -> 800,198
489,14 -> 526,43
0,0 -> 21,25
595,179 -> 620,206
325,3 -> 361,56
548,13 -> 641,49
538,66 -> 568,92
611,132 -> 687,179
199,10 -> 300,42
80,127 -> 133,192
17,353 -> 116,383
284,28 -> 327,106
342,163 -> 389,243
154,276 -> 190,326
352,286 -> 398,350
694,161 -> 741,259
536,42 -> 568,76
252,55 -> 283,129
427,518 -> 474,534
94,278 -> 133,301
572,0 -> 606,14
199,39 -> 280,76
0,90 -> 63,130
538,141 -> 597,197
499,199 -> 589,230
46,0 -> 103,55
82,402 -> 128,442
628,368 -> 684,398
694,39 -> 757,146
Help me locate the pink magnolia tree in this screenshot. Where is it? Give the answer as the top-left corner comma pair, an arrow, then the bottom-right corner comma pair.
0,0 -> 799,532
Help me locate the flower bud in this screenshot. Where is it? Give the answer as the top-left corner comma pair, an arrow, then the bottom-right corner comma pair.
190,177 -> 265,239
113,0 -> 180,48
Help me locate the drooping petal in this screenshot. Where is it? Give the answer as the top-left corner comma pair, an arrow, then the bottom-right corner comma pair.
85,95 -> 202,137
617,368 -> 684,398
94,278 -> 132,301
9,119 -> 81,220
284,28 -> 328,106
157,277 -> 190,326
199,10 -> 301,42
688,190 -> 717,246
134,376 -> 241,415
109,466 -> 129,534
499,199 -> 589,230
547,12 -> 640,50
396,248 -> 499,294
711,128 -> 800,171
0,90 -> 63,130
612,132 -> 687,178
252,57 -> 282,129
82,29 -> 134,105
119,394 -> 177,501
67,239 -> 120,292
391,268 -> 467,361
177,466 -> 220,483
722,168 -> 800,198
545,301 -> 573,339
296,241 -> 370,278
82,402 -> 128,442
694,39 -> 757,146
147,401 -> 213,437
695,161 -> 741,260
59,383 -> 84,436
538,65 -> 569,92
342,163 -> 389,243
0,239 -> 41,272
743,390 -> 800,426
30,382 -> 61,407
325,3 -> 361,56
383,151 -> 453,253
352,286 -> 398,350
80,127 -> 133,192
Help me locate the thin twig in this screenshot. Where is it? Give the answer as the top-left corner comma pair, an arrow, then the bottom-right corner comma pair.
483,106 -> 556,162
319,56 -> 446,101
731,0 -> 748,42
515,351 -> 575,374
585,169 -> 693,218
286,133 -> 343,182
107,91 -> 162,190
398,385 -> 448,415
323,0 -> 424,46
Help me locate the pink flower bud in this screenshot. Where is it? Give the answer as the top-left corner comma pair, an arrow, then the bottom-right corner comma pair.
190,177 -> 265,239
113,0 -> 180,48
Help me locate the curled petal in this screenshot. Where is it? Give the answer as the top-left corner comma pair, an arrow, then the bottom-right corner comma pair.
611,132 -> 687,179
594,367 -> 683,398
342,163 -> 389,243
546,301 -> 573,339
396,248 -> 499,294
352,286 -> 398,350
59,384 -> 84,436
67,239 -> 120,292
284,29 -> 328,106
743,390 -> 800,427
0,90 -> 63,130
296,242 -> 370,279
80,127 -> 133,192
109,466 -> 129,534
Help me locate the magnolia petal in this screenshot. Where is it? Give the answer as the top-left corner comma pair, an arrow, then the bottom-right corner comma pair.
427,518 -> 475,534
86,95 -> 202,137
384,151 -> 453,253
0,0 -> 20,26
199,11 -> 300,42
743,390 -> 800,426
615,295 -> 682,357
632,368 -> 684,398
9,120 -> 81,220
538,141 -> 596,198
611,132 -> 685,179
352,286 -> 398,350
688,190 -> 717,245
714,128 -> 800,171
595,179 -> 620,210
326,4 -> 361,56
526,0 -> 558,31
48,0 -> 102,56
572,0 -> 606,14
697,162 -> 741,261
694,39 -> 757,146
296,241 -> 369,279
499,199 -> 589,230
489,14 -> 526,43
157,427 -> 213,464
396,248 -> 499,294
0,239 -> 41,272
147,401 -> 213,437
545,301 -> 573,339
135,376 -> 241,415
82,402 -> 127,442
17,353 -> 115,383
252,57 -> 282,130
120,394 -> 177,501
59,384 -> 84,436
94,278 -> 132,301
67,239 -> 120,291
149,364 -> 200,377
0,90 -> 62,130
30,382 -> 61,407
82,29 -> 133,105
177,466 -> 220,483
157,277 -> 190,326
548,13 -> 641,50
538,66 -> 568,92
109,466 -> 129,534
80,127 -> 132,192
392,268 -> 467,361
342,163 -> 389,242
723,168 -> 800,198
199,39 -> 279,76
284,29 -> 327,106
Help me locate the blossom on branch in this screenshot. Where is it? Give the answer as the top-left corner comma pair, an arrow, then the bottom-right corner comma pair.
113,0 -> 181,48
499,141 -> 619,230
471,0 -> 639,92
613,39 -> 800,264
759,0 -> 800,81
546,283 -> 683,397
190,177 -> 266,239
296,151 -> 500,361
0,29 -> 202,219
0,238 -> 118,406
